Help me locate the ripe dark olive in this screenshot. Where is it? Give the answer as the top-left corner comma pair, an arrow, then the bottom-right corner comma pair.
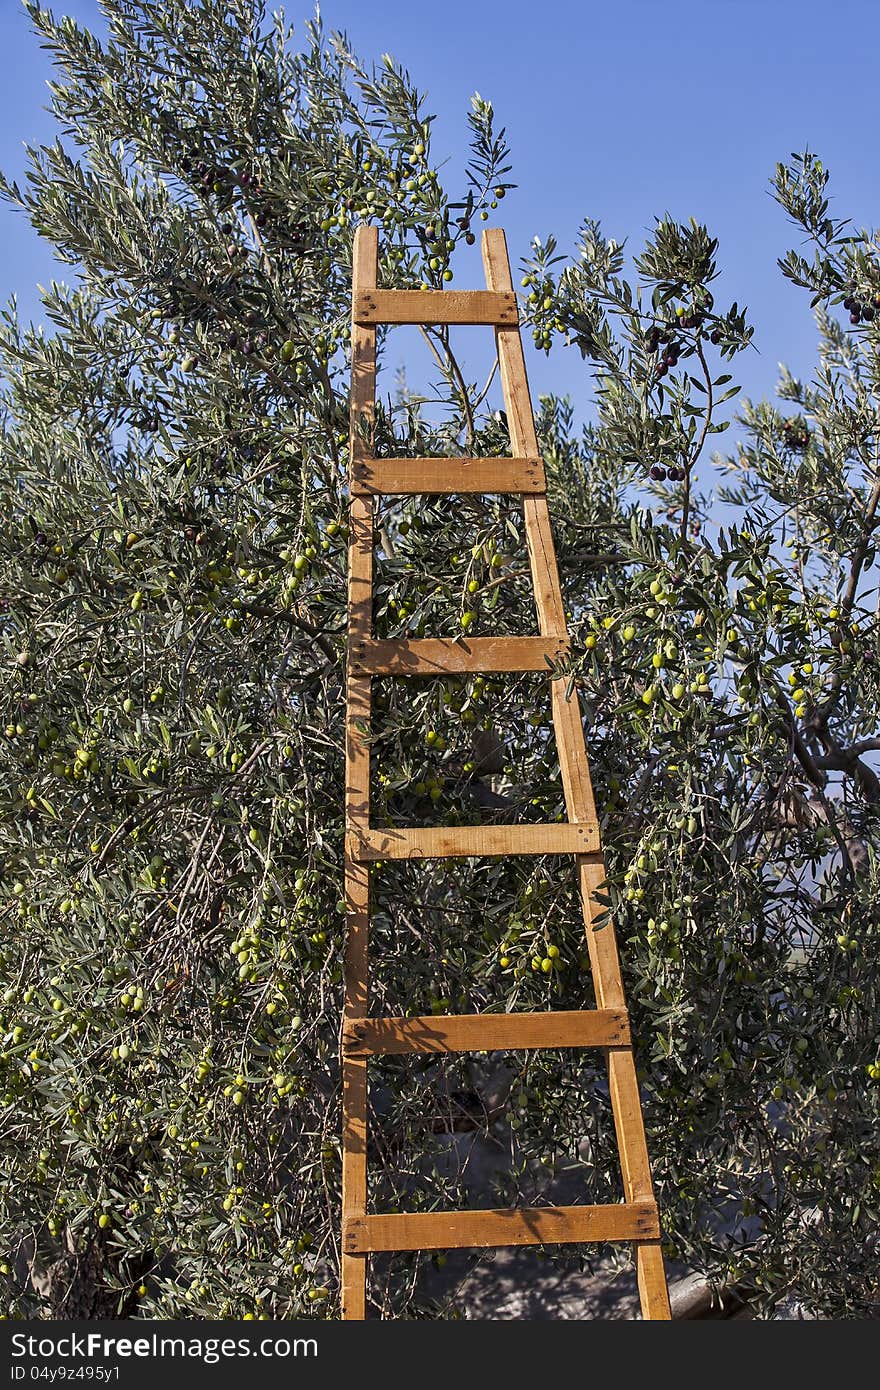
244,310 -> 259,327
850,311 -> 861,325
710,329 -> 722,344
465,232 -> 476,245
241,339 -> 254,355
863,306 -> 875,322
843,295 -> 855,311
649,465 -> 667,480
226,332 -> 239,349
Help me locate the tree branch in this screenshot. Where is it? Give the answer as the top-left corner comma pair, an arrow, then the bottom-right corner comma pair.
812,469 -> 880,731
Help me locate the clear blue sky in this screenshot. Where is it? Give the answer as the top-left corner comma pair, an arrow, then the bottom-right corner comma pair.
1,0 -> 878,423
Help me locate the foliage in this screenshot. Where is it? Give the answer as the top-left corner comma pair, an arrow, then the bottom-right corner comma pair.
0,1 -> 877,1319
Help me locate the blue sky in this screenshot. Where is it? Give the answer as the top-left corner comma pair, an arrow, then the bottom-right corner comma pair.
1,0 -> 878,429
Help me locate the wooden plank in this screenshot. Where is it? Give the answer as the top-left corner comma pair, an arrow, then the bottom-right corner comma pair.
354,288 -> 517,326
348,822 -> 600,861
343,1007 -> 630,1055
345,673 -> 371,835
351,456 -> 545,496
341,223 -> 379,1323
555,689 -> 672,1320
349,246 -> 379,470
347,497 -> 373,648
481,229 -> 568,635
341,859 -> 371,1290
350,635 -> 568,675
347,229 -> 377,648
344,1202 -> 660,1253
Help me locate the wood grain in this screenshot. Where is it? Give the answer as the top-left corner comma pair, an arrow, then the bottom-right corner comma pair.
344,1203 -> 660,1253
350,635 -> 568,675
349,823 -> 600,861
482,228 -> 567,635
348,226 -> 377,648
351,456 -> 545,495
343,1007 -> 630,1055
354,288 -> 517,326
341,224 -> 379,1323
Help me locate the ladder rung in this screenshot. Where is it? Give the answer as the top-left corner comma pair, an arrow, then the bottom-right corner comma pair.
354,288 -> 517,326
347,823 -> 600,861
344,1202 -> 660,1253
350,636 -> 568,675
351,456 -> 545,495
343,1007 -> 630,1055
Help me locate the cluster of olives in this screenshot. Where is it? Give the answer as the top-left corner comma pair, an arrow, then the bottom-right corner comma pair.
455,213 -> 477,246
648,463 -> 688,483
645,326 -> 681,379
645,292 -> 726,373
183,159 -> 266,204
415,218 -> 457,282
842,291 -> 878,325
180,157 -> 235,191
181,156 -> 312,251
225,309 -> 268,357
782,417 -> 810,451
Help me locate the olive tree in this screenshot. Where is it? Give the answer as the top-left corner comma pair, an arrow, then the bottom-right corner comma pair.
0,0 -> 877,1320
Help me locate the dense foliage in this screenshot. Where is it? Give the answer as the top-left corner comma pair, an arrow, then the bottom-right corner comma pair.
0,0 -> 877,1319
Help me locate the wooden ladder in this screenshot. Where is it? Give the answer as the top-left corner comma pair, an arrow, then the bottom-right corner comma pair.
342,224 -> 671,1320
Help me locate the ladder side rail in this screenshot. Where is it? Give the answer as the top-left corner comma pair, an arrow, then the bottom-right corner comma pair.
482,228 -> 672,1321
341,224 -> 380,1321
